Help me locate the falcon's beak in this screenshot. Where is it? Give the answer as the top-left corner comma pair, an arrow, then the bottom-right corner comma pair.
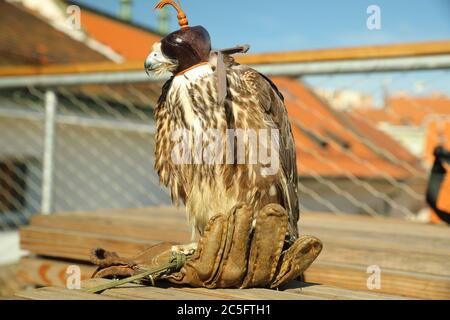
144,54 -> 156,76
145,42 -> 177,76
144,51 -> 162,75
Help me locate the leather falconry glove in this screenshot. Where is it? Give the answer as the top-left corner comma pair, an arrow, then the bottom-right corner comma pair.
90,203 -> 322,289
166,203 -> 322,288
90,243 -> 176,281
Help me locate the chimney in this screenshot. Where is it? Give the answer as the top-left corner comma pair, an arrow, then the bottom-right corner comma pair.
119,0 -> 132,22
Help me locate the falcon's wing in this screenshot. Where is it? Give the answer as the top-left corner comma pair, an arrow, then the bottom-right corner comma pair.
230,65 -> 300,236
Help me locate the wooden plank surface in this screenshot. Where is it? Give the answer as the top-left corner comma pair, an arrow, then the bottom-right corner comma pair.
0,264 -> 25,299
19,207 -> 450,299
304,262 -> 450,300
82,279 -> 327,300
20,226 -> 158,260
81,279 -> 220,300
15,286 -> 120,300
17,278 -> 407,300
19,256 -> 441,300
18,257 -> 97,288
20,259 -> 325,300
281,281 -> 410,300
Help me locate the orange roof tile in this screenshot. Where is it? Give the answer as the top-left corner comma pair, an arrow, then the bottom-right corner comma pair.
77,3 -> 162,61
388,95 -> 450,126
271,77 -> 422,179
345,112 -> 418,164
0,1 -> 109,66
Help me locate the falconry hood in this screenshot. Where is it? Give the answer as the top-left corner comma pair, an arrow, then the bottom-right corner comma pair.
155,0 -> 212,75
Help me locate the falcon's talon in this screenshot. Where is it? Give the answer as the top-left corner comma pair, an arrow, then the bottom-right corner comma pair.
171,243 -> 198,256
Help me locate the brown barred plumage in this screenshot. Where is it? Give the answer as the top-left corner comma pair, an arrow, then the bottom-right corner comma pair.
154,55 -> 299,240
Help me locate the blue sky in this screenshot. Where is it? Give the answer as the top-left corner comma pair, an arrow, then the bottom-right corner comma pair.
73,0 -> 450,52
72,0 -> 450,102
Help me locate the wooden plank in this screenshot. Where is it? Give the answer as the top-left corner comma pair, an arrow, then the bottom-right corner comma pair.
29,210 -> 192,243
168,286 -> 325,300
15,287 -> 120,300
315,238 -> 450,276
20,226 -> 157,261
16,278 -> 324,300
301,212 -> 450,240
18,257 -> 97,287
20,259 -> 325,300
0,264 -> 25,298
81,279 -> 219,300
19,274 -> 410,300
13,276 -> 416,300
281,281 -> 410,300
302,224 -> 450,256
19,256 -> 429,299
17,257 -> 321,300
1,40 -> 450,77
29,207 -> 188,229
305,261 -> 450,300
81,279 -> 327,300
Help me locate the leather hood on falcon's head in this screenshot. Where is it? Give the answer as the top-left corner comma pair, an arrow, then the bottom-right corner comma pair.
155,0 -> 212,74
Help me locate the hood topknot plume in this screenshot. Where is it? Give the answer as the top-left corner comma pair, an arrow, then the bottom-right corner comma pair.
155,0 -> 189,29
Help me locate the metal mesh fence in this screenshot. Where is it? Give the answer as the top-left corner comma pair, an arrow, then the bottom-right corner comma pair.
0,62 -> 449,229
0,81 -> 172,229
298,69 -> 450,218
